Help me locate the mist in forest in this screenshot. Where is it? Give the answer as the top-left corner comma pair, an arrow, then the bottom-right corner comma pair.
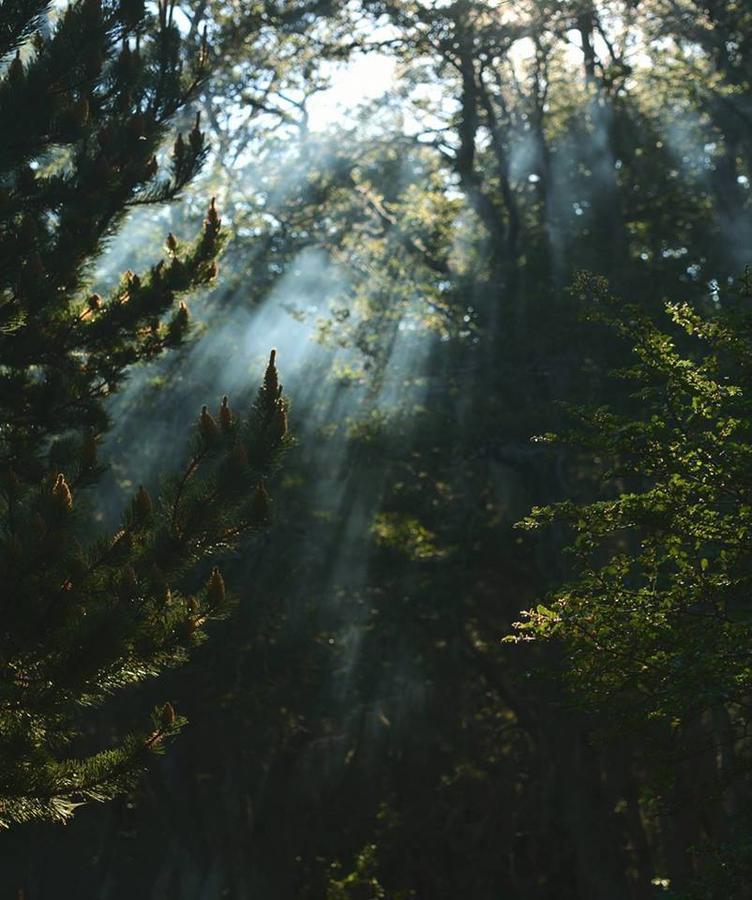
2,1 -> 752,898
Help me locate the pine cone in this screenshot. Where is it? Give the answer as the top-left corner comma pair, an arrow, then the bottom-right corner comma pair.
219,395 -> 232,431
52,474 -> 73,511
206,566 -> 226,608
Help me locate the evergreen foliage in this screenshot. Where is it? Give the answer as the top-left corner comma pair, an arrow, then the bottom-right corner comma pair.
0,0 -> 289,827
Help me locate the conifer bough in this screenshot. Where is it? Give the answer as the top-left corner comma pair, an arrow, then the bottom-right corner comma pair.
0,0 -> 290,826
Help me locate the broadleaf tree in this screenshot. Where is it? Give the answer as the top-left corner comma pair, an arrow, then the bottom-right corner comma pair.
512,272 -> 752,801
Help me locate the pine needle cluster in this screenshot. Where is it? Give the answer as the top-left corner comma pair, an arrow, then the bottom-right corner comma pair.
0,0 -> 290,826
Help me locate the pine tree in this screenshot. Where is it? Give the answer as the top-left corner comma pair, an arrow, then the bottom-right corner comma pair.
0,0 -> 289,826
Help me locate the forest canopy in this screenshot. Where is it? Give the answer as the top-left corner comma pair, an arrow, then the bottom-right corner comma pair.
1,0 -> 751,898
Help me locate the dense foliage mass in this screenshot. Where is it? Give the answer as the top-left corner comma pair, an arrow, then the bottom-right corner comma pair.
1,0 -> 751,898
515,271 -> 752,726
0,0 -> 288,828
